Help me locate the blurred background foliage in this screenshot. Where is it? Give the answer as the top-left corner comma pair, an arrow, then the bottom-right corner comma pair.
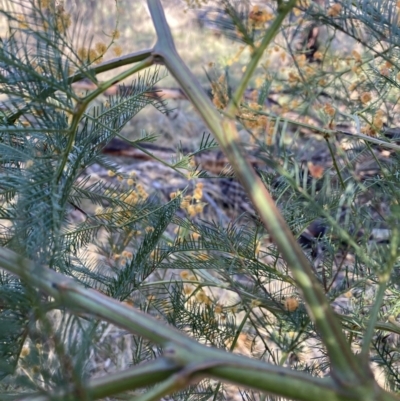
1,0 -> 400,400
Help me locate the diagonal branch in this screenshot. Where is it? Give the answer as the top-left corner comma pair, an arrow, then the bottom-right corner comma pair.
146,0 -> 369,385
17,359 -> 180,401
0,246 -> 375,401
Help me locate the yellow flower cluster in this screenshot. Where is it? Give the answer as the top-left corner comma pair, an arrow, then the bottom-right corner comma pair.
112,249 -> 133,266
124,182 -> 148,205
77,42 -> 107,65
181,275 -> 214,309
109,30 -> 123,56
17,14 -> 29,29
105,170 -> 148,205
240,105 -> 275,145
327,3 -> 342,17
95,42 -> 107,57
226,46 -> 245,67
94,171 -> 149,228
284,297 -> 299,312
113,46 -> 123,57
211,74 -> 229,110
171,182 -> 205,218
39,0 -> 51,8
55,11 -> 71,33
112,30 -> 121,40
360,92 -> 372,104
180,271 -> 232,321
248,6 -> 274,28
323,103 -> 335,117
37,1 -> 72,34
360,109 -> 386,136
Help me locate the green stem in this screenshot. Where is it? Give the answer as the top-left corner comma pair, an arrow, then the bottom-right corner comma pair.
1,246 -> 399,400
244,105 -> 400,152
211,306 -> 252,401
226,0 -> 296,117
17,359 -> 180,401
0,249 -> 318,399
147,0 -> 367,385
69,49 -> 154,84
55,56 -> 154,182
129,367 -> 193,401
361,228 -> 400,361
360,280 -> 387,362
325,138 -> 345,189
118,136 -> 188,178
7,49 -> 154,125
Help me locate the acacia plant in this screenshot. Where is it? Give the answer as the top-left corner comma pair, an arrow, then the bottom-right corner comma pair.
1,0 -> 400,400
